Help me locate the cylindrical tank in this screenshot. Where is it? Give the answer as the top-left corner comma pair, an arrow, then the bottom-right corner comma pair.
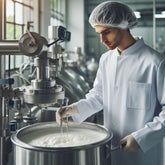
57,67 -> 91,103
11,122 -> 113,165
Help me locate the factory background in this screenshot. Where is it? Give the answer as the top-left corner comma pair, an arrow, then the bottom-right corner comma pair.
0,0 -> 165,165
1,0 -> 165,69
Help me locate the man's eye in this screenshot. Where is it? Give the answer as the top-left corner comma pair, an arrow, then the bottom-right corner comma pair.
103,30 -> 111,35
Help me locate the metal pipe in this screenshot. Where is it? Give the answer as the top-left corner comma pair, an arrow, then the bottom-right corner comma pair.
0,137 -> 6,165
0,55 -> 5,165
153,0 -> 156,50
0,98 -> 7,165
0,54 -> 9,165
0,42 -> 21,55
0,55 -> 5,78
36,67 -> 50,80
35,58 -> 50,80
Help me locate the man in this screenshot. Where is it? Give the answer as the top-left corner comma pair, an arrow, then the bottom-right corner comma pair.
56,1 -> 165,165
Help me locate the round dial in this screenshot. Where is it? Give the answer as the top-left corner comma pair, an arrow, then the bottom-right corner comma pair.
19,32 -> 45,57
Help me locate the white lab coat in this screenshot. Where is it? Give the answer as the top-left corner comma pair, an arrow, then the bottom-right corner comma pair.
72,38 -> 165,165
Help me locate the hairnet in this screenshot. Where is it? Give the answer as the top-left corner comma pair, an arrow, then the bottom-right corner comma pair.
89,1 -> 138,29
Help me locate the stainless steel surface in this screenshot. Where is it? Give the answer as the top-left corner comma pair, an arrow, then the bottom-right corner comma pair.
0,137 -> 6,165
19,32 -> 48,57
11,122 -> 113,165
34,57 -> 50,80
23,84 -> 65,105
18,31 -> 66,106
0,26 -> 78,165
0,42 -> 21,55
0,55 -> 7,165
0,28 -> 70,165
54,68 -> 90,105
31,79 -> 56,89
0,55 -> 5,79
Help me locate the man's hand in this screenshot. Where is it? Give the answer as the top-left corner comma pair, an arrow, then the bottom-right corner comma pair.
120,134 -> 140,152
56,104 -> 78,125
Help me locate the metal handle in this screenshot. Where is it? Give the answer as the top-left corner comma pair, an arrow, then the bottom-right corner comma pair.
106,144 -> 119,159
106,142 -> 127,159
112,142 -> 127,151
111,145 -> 120,152
106,144 -> 111,159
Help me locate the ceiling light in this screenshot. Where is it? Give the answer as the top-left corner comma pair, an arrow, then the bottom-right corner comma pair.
155,11 -> 165,18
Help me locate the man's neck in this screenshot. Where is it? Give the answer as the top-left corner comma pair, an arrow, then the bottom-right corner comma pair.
117,32 -> 136,54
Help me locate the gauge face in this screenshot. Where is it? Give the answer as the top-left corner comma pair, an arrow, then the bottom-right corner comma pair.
19,32 -> 44,57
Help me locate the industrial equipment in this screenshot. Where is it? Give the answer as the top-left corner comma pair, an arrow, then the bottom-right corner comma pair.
11,122 -> 113,165
0,26 -> 71,165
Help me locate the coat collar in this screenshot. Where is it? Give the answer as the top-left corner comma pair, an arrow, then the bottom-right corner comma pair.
115,37 -> 145,56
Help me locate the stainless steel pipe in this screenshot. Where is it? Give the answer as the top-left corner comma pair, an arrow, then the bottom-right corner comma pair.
0,56 -> 7,165
0,42 -> 21,55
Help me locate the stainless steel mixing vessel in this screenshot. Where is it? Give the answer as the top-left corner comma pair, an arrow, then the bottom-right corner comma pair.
11,122 -> 113,165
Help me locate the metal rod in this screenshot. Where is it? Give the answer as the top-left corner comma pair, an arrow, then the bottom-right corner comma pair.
0,137 -> 6,165
8,55 -> 10,77
153,0 -> 156,50
47,38 -> 60,47
0,98 -> 7,165
0,51 -> 7,165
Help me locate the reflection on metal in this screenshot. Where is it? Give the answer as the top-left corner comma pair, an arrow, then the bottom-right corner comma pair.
0,42 -> 21,55
58,67 -> 90,103
11,122 -> 112,165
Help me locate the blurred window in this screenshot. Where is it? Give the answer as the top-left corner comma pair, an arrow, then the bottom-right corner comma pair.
50,0 -> 65,26
0,0 -> 37,70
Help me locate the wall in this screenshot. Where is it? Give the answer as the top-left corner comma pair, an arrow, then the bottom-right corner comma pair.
65,0 -> 85,52
131,26 -> 165,49
39,0 -> 84,53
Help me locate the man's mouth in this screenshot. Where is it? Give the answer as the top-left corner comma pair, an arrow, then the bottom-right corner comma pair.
105,43 -> 112,47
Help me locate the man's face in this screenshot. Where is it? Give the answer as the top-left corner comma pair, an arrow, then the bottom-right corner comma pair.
94,25 -> 124,50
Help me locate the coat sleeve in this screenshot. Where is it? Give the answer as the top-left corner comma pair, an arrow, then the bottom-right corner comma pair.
132,59 -> 165,153
72,58 -> 104,123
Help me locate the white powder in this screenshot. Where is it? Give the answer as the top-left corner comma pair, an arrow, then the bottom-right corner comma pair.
27,128 -> 107,147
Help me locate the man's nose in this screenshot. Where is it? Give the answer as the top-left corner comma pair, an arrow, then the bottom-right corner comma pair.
100,34 -> 106,43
